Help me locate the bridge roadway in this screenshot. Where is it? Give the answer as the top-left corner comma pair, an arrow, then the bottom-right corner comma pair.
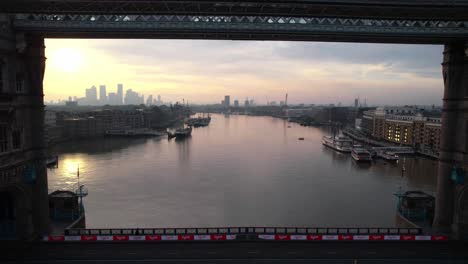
1,241 -> 468,263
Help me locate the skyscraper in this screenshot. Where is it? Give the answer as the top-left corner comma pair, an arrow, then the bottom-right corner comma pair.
108,92 -> 118,105
224,95 -> 230,107
146,95 -> 153,106
234,100 -> 239,107
124,89 -> 144,105
85,86 -> 97,105
117,84 -> 123,105
99,85 -> 107,105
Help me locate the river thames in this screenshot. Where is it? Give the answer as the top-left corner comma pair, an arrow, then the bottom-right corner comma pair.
48,113 -> 437,228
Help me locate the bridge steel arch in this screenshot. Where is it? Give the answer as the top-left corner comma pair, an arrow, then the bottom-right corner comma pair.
0,0 -> 467,239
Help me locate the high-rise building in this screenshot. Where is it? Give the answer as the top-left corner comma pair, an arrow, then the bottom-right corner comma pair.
244,98 -> 250,107
108,92 -> 119,105
99,85 -> 107,105
234,100 -> 239,107
85,86 -> 98,105
117,84 -> 123,105
124,89 -> 144,105
146,95 -> 153,106
355,98 -> 359,108
157,95 -> 161,105
224,95 -> 230,107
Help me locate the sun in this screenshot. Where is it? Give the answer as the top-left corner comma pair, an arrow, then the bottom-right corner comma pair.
50,48 -> 84,73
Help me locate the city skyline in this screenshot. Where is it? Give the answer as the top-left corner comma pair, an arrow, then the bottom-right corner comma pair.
57,83 -> 165,106
44,39 -> 444,106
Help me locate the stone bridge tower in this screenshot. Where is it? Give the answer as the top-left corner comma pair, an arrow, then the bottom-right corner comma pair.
0,14 -> 49,240
433,42 -> 468,239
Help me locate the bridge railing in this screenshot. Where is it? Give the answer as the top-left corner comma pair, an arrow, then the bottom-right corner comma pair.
64,227 -> 422,236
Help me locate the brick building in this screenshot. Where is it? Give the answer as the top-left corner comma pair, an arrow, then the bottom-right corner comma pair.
361,107 -> 442,152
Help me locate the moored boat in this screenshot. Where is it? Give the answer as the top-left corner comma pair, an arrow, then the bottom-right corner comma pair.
351,147 -> 372,162
186,114 -> 211,127
175,127 -> 192,138
377,150 -> 399,161
322,135 -> 353,153
166,128 -> 176,139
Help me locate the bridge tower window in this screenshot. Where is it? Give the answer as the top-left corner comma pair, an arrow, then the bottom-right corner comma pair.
0,61 -> 4,93
16,74 -> 23,93
12,129 -> 22,150
0,125 -> 7,153
466,121 -> 468,152
465,72 -> 468,97
0,192 -> 16,239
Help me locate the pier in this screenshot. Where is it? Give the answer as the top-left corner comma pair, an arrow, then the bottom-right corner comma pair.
344,128 -> 438,159
371,147 -> 415,156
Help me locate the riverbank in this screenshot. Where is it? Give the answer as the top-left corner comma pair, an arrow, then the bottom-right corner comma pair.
46,116 -> 186,149
343,128 -> 439,159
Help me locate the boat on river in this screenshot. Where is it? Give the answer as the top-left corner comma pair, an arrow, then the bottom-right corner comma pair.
375,150 -> 399,161
351,146 -> 372,162
322,135 -> 353,153
174,127 -> 192,138
186,115 -> 211,127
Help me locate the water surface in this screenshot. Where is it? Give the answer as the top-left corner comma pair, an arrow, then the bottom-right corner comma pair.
48,114 -> 437,228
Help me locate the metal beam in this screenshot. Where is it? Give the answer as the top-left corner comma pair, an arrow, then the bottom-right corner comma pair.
12,14 -> 468,44
1,1 -> 468,20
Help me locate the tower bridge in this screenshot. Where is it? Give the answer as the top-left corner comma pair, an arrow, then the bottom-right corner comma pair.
0,0 -> 467,242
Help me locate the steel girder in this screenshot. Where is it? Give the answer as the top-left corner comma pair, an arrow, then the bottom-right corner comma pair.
1,1 -> 468,20
11,13 -> 468,43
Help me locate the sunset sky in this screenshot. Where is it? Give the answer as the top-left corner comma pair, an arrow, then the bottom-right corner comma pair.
44,39 -> 444,106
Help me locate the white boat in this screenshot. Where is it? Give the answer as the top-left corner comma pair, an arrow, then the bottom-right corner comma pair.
371,147 -> 414,156
351,147 -> 372,162
377,150 -> 399,161
322,135 -> 353,153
